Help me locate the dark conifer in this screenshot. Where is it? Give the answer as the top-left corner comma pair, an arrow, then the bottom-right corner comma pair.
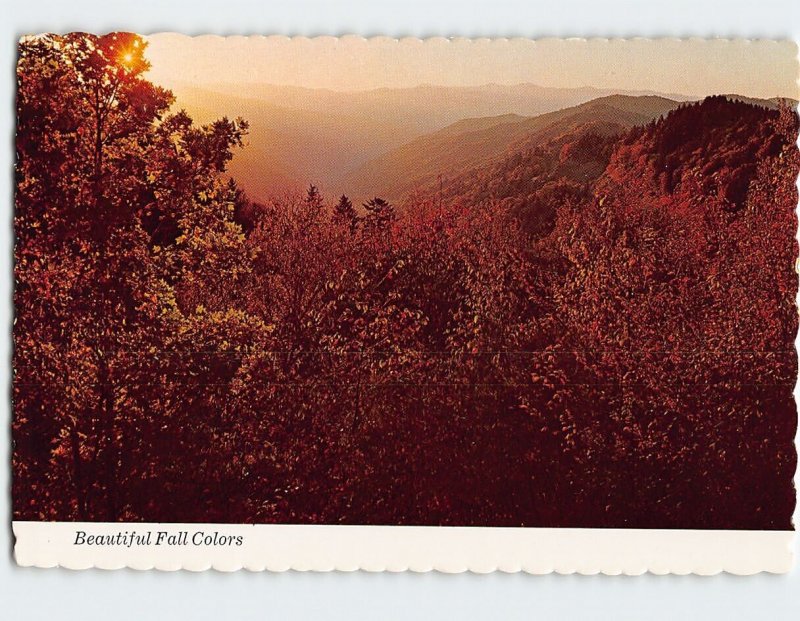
333,194 -> 359,233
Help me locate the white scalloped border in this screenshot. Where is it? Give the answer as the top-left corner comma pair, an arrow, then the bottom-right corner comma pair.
12,522 -> 795,574
133,34 -> 796,43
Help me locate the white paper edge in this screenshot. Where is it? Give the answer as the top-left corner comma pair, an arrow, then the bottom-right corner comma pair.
11,521 -> 794,574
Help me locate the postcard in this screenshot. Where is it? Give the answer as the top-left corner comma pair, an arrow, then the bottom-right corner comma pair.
12,35 -> 799,572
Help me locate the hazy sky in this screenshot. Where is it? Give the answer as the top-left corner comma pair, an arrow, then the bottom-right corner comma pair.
144,35 -> 799,99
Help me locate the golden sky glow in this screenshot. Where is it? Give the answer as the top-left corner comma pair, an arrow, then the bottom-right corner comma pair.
144,35 -> 799,99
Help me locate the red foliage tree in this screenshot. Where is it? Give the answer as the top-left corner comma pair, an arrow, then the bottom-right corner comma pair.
14,37 -> 799,529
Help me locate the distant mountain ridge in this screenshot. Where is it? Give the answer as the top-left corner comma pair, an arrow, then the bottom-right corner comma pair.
175,81 -> 696,129
343,95 -> 683,203
158,81 -> 697,201
158,80 -> 787,205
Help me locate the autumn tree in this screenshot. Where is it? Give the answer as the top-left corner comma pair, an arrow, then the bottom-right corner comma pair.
14,33 -> 249,520
14,42 -> 797,532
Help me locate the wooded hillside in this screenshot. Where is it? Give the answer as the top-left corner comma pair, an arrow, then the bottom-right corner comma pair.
13,34 -> 798,528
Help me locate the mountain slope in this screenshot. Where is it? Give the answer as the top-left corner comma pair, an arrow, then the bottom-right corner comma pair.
183,82 -> 689,134
159,81 -> 693,201
343,95 -> 681,202
163,84 -> 415,198
601,95 -> 795,209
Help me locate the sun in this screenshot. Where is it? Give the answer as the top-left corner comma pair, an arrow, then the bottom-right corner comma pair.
121,52 -> 134,65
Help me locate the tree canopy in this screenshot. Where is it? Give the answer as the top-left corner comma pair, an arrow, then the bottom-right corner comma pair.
13,34 -> 799,528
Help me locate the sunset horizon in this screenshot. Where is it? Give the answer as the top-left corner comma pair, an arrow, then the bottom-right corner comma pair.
142,34 -> 800,100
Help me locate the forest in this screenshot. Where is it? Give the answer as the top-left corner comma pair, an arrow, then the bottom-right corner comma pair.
13,33 -> 799,528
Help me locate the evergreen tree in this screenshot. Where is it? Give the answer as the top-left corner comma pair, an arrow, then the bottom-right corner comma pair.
333,194 -> 359,233
305,184 -> 324,211
362,197 -> 395,233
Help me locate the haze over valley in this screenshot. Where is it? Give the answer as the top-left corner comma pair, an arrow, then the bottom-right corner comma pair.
166,81 -> 701,202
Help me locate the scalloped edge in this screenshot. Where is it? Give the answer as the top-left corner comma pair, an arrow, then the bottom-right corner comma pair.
13,522 -> 795,574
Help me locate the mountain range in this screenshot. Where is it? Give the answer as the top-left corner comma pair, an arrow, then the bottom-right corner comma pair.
161,81 -> 698,201
343,94 -> 683,203
161,81 -> 792,209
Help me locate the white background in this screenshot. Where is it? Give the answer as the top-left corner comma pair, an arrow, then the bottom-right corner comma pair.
2,1 -> 799,618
